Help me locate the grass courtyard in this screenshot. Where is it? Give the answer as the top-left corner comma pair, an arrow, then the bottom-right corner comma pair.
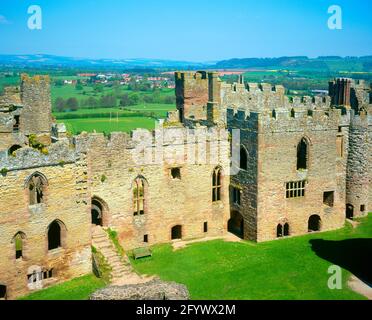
20,214 -> 371,300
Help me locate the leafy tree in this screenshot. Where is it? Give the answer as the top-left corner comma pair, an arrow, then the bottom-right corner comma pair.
66,97 -> 79,111
76,84 -> 84,91
128,93 -> 140,106
94,84 -> 104,93
119,93 -> 130,107
54,79 -> 64,87
55,97 -> 66,112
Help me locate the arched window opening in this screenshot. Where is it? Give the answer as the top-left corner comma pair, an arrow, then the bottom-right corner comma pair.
284,223 -> 290,236
13,115 -> 20,132
48,220 -> 63,250
308,215 -> 321,232
297,138 -> 309,170
133,177 -> 145,216
212,167 -> 222,202
171,225 -> 182,240
13,232 -> 26,259
8,145 -> 22,156
28,173 -> 46,205
240,146 -> 248,170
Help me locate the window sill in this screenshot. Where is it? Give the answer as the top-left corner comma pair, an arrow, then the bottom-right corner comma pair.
29,203 -> 46,214
47,247 -> 65,258
212,201 -> 224,208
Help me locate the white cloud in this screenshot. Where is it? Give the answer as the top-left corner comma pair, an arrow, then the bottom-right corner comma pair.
0,15 -> 10,25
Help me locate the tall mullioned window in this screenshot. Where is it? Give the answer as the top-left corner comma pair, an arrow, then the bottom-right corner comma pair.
133,177 -> 145,216
28,173 -> 46,205
212,167 -> 222,202
286,181 -> 306,198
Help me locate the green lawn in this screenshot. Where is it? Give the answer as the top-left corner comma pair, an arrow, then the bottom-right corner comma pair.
59,116 -> 157,134
18,274 -> 105,300
16,214 -> 371,300
131,214 -> 372,300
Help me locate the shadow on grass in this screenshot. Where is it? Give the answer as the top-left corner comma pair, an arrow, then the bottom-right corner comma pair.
310,238 -> 372,286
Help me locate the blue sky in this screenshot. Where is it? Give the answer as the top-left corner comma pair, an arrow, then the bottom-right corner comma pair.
0,0 -> 371,61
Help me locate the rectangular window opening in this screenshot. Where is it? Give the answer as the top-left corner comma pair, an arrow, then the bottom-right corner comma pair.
286,181 -> 306,199
323,191 -> 335,207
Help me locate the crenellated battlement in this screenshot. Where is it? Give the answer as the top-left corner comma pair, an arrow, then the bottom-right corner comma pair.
75,125 -> 229,154
227,106 -> 346,132
221,81 -> 331,113
20,74 -> 50,84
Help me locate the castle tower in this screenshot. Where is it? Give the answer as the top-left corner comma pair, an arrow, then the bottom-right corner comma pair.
346,110 -> 370,218
346,79 -> 371,217
206,72 -> 225,126
175,71 -> 209,123
329,78 -> 352,107
20,74 -> 53,145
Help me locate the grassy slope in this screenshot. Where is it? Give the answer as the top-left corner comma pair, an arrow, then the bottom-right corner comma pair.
18,274 -> 105,300
131,214 -> 372,300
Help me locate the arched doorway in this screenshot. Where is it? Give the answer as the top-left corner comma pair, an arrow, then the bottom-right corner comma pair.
228,211 -> 244,239
284,223 -> 290,236
277,224 -> 283,238
91,199 -> 103,226
0,285 -> 6,300
308,215 -> 321,232
171,225 -> 182,240
346,204 -> 354,220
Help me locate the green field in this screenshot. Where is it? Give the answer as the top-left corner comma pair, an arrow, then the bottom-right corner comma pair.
53,103 -> 175,119
59,117 -> 157,134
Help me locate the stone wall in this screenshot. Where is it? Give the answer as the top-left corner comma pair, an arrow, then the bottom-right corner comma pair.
256,109 -> 348,241
75,126 -> 230,250
0,142 -> 91,299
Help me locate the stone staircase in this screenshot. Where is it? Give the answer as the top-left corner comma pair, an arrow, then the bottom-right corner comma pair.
91,225 -> 139,284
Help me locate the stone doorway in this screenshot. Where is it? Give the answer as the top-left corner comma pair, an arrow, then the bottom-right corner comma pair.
91,197 -> 109,226
228,211 -> 244,239
308,215 -> 322,232
0,285 -> 7,300
346,204 -> 354,220
171,225 -> 182,240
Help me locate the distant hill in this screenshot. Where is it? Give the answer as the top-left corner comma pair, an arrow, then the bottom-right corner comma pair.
214,56 -> 372,72
0,54 -> 211,70
0,54 -> 371,72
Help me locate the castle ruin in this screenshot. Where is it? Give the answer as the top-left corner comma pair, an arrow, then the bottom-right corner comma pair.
0,72 -> 370,299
